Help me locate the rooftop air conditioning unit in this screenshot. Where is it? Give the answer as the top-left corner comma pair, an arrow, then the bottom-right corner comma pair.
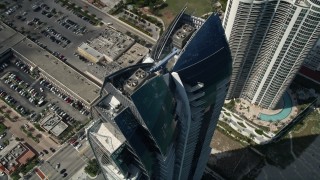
179,33 -> 186,38
126,78 -> 138,87
124,69 -> 149,95
135,69 -> 147,79
176,32 -> 181,38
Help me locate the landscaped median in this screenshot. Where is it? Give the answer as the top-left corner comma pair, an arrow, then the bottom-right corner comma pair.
119,17 -> 153,37
56,0 -> 102,26
20,126 -> 41,143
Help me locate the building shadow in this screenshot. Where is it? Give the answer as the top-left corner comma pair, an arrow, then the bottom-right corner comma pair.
289,76 -> 320,107
205,134 -> 320,180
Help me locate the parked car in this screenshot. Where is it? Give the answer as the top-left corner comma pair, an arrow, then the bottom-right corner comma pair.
0,133 -> 6,139
75,143 -> 82,149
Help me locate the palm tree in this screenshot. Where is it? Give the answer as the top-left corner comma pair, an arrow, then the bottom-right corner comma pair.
0,116 -> 4,122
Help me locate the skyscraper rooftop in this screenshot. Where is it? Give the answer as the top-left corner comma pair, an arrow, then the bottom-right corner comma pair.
88,9 -> 232,180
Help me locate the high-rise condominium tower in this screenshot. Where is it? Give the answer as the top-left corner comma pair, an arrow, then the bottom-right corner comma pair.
223,0 -> 320,109
304,38 -> 320,71
88,11 -> 232,180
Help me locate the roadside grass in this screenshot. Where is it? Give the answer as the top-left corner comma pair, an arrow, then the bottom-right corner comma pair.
255,109 -> 320,168
291,110 -> 320,137
159,0 -> 213,26
218,121 -> 253,145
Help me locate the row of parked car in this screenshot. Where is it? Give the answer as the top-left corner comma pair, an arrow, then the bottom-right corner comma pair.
4,4 -> 21,15
39,78 -> 89,116
15,61 -> 31,74
57,18 -> 87,35
0,89 -> 17,105
52,51 -> 67,62
44,26 -> 71,48
6,70 -> 45,107
0,87 -> 32,116
0,63 -> 8,72
48,103 -> 76,125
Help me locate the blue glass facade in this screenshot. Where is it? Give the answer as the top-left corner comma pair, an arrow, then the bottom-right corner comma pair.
114,108 -> 155,177
89,13 -> 232,180
172,14 -> 232,179
131,76 -> 177,156
173,15 -> 231,75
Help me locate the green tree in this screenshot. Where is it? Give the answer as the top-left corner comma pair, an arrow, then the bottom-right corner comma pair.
84,159 -> 100,177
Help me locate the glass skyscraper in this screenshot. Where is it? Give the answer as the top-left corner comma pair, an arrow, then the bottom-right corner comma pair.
224,0 -> 320,109
88,10 -> 232,180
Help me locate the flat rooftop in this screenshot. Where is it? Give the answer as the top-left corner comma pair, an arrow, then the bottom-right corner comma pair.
0,142 -> 34,172
78,43 -> 104,61
86,61 -> 122,84
0,140 -> 19,158
90,28 -> 135,61
51,121 -> 69,137
0,23 -> 24,55
116,43 -> 149,68
93,122 -> 125,154
40,114 -> 60,131
12,38 -> 100,104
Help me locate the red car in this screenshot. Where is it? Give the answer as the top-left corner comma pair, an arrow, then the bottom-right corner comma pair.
68,138 -> 77,145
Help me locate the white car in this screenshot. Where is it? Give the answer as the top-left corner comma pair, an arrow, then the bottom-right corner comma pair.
75,143 -> 82,150
0,133 -> 6,139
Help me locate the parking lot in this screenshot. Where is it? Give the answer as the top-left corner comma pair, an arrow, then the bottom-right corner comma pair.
0,0 -> 155,84
0,129 -> 12,153
0,56 -> 89,122
0,0 -> 109,76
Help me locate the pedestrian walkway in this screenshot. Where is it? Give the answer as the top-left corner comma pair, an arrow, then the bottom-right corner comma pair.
221,108 -> 274,144
70,166 -> 89,180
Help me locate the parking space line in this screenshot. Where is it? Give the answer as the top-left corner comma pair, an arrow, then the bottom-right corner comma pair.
30,77 -> 41,87
0,72 -> 10,80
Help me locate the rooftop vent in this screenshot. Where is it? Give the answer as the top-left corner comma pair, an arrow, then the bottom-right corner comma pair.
126,78 -> 138,87
123,68 -> 149,95
135,69 -> 146,79
182,24 -> 193,32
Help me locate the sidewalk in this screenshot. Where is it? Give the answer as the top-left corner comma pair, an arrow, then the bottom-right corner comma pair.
70,165 -> 89,180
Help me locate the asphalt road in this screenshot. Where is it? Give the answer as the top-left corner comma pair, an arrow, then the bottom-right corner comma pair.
34,138 -> 94,180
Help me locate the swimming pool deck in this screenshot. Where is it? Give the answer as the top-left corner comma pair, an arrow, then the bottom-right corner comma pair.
234,90 -> 298,132
259,92 -> 292,121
